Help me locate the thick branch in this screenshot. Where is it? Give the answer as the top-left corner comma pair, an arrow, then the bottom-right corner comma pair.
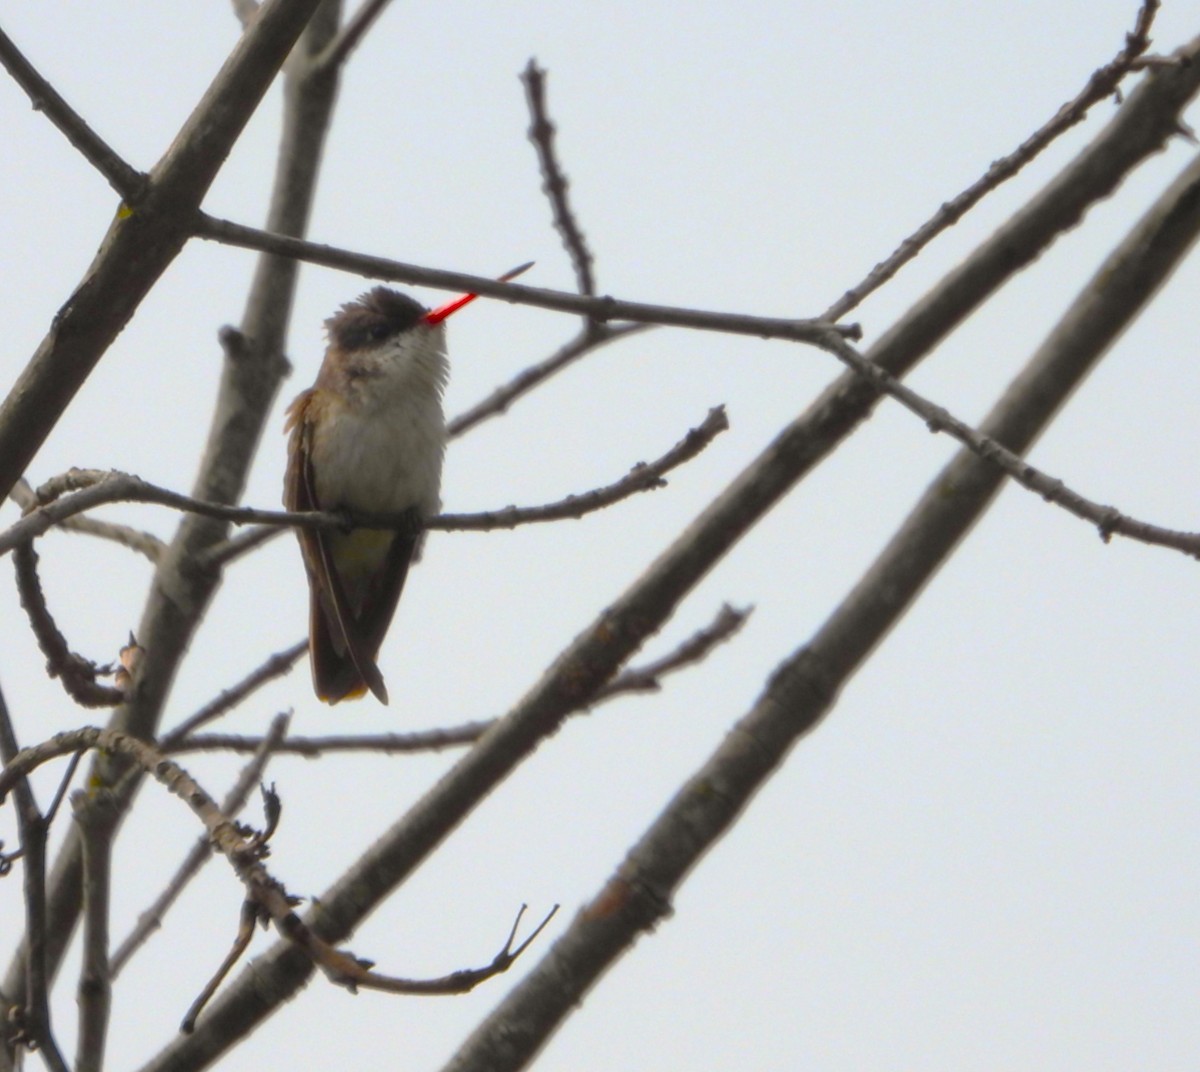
72,790 -> 119,1072
2,0 -> 345,1033
0,0 -> 325,503
0,688 -> 68,1072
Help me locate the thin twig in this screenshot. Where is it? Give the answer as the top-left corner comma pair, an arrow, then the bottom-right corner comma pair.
521,59 -> 596,296
111,713 -> 292,979
174,604 -> 750,758
448,323 -> 650,438
180,900 -> 261,1034
436,405 -> 729,531
12,542 -> 125,707
160,645 -> 307,748
0,25 -> 144,200
314,0 -> 395,71
0,731 -> 552,1026
821,336 -> 1200,557
193,212 -> 858,341
9,479 -> 164,562
821,0 -> 1161,321
592,603 -> 751,703
3,408 -> 727,554
198,523 -> 285,571
41,752 -> 82,830
169,722 -> 492,757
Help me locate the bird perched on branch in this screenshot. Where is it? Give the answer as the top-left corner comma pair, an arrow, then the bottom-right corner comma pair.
285,264 -> 531,703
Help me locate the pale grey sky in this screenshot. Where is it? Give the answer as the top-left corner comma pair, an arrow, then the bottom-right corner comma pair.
1,3 -> 1198,1070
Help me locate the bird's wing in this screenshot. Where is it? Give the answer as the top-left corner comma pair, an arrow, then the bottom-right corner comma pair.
284,391 -> 388,704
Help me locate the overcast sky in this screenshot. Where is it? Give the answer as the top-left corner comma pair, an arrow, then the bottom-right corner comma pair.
2,3 -> 1199,1070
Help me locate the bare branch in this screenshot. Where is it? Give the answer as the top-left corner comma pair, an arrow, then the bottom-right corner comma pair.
314,0 -> 395,71
825,146 -> 1200,560
592,603 -> 751,703
0,730 -> 551,1031
3,407 -> 727,553
0,687 -> 69,1072
172,605 -> 748,758
173,606 -> 747,758
312,903 -> 558,997
11,542 -> 126,707
161,645 -> 307,747
821,0 -> 1162,321
448,323 -> 651,439
145,43 -> 1200,1065
197,523 -> 285,571
0,0 -> 326,504
40,753 -> 82,832
9,478 -> 164,562
521,59 -> 596,296
193,213 -> 857,342
436,405 -> 729,531
0,24 -> 143,199
72,789 -> 119,1072
179,899 -> 261,1035
111,713 -> 293,980
169,721 -> 492,757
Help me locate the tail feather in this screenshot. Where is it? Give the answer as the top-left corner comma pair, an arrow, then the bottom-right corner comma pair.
309,590 -> 388,704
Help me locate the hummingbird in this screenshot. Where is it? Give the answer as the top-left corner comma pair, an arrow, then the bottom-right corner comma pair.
284,264 -> 531,704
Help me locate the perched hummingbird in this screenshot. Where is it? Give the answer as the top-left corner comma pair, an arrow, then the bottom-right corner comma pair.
285,265 -> 530,704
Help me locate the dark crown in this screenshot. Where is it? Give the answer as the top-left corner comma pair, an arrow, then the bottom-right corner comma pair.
326,287 -> 427,350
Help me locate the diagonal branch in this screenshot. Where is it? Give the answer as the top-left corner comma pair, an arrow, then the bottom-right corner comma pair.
821,0 -> 1162,321
161,645 -> 307,747
436,405 -> 729,530
109,713 -> 293,980
0,0 -> 325,504
313,0 -> 394,71
0,24 -> 144,199
193,212 -> 857,342
1,0 -> 345,1036
821,147 -> 1200,557
440,61 -> 1200,1072
448,323 -> 651,439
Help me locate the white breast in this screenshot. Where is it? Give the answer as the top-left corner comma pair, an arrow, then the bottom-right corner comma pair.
310,324 -> 449,519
